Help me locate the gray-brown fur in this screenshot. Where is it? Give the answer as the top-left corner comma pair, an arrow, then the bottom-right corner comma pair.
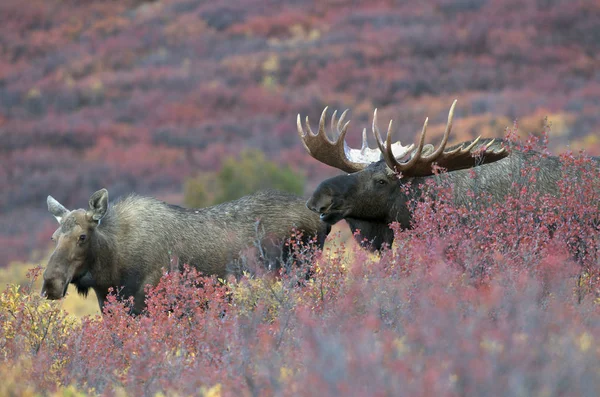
307,138 -> 600,251
43,188 -> 330,314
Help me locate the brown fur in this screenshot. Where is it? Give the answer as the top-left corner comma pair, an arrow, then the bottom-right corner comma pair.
43,189 -> 330,314
307,138 -> 600,251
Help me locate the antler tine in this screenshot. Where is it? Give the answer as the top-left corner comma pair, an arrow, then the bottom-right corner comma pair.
449,137 -> 506,158
483,138 -> 506,155
372,108 -> 416,170
296,113 -> 303,136
484,138 -> 495,149
383,119 -> 397,169
338,118 -> 351,145
422,99 -> 457,161
394,117 -> 428,172
297,113 -> 311,151
330,109 -> 338,140
337,109 -> 349,137
361,128 -> 368,152
459,136 -> 482,153
372,109 -> 386,152
297,106 -> 330,142
371,100 -> 510,177
484,139 -> 506,154
297,107 -> 372,173
317,107 -> 329,142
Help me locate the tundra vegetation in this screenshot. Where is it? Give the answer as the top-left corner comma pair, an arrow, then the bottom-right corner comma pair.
184,148 -> 306,208
1,128 -> 599,396
300,101 -> 600,252
42,188 -> 329,315
3,0 -> 600,266
1,0 -> 600,394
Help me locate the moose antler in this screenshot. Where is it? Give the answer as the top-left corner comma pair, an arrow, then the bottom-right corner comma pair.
372,100 -> 508,177
297,107 -> 375,173
297,107 -> 414,173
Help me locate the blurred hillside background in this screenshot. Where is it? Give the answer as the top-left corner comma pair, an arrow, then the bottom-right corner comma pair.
1,0 -> 600,268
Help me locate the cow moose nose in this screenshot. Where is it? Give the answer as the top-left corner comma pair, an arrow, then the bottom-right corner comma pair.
41,278 -> 66,300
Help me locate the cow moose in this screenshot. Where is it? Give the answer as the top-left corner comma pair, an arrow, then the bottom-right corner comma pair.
298,100 -> 599,251
42,188 -> 330,314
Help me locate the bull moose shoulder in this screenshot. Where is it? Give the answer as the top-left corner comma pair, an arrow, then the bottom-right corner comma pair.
298,100 -> 599,252
42,188 -> 330,314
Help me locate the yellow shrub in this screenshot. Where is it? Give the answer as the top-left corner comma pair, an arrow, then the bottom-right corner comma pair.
0,281 -> 78,379
0,259 -> 100,318
231,275 -> 292,322
0,358 -> 38,397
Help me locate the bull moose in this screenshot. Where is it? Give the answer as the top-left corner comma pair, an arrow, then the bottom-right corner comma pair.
298,100 -> 599,251
42,188 -> 330,314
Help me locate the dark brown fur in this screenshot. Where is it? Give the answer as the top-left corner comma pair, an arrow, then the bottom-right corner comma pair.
43,189 -> 330,314
307,138 -> 600,251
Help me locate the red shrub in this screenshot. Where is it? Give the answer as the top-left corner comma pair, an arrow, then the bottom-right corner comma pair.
1,134 -> 599,396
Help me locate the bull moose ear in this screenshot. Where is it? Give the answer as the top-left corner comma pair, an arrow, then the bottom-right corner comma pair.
47,196 -> 69,224
87,189 -> 109,222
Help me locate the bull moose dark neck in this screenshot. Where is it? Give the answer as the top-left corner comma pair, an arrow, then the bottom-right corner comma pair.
300,101 -> 600,252
299,100 -> 517,252
307,155 -> 509,252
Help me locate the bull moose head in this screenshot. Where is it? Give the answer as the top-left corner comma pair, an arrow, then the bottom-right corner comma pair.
298,100 -> 509,251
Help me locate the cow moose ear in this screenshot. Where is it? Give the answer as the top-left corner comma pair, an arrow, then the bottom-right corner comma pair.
87,189 -> 109,222
47,196 -> 69,224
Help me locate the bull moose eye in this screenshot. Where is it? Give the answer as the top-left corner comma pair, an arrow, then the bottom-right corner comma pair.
78,234 -> 87,242
376,179 -> 387,185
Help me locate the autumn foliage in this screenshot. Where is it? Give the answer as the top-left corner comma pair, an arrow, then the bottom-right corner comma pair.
184,149 -> 306,208
1,1 -> 600,394
2,0 -> 600,264
1,133 -> 599,396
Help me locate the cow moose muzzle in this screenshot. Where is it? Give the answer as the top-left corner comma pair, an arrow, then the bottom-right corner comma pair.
41,272 -> 69,300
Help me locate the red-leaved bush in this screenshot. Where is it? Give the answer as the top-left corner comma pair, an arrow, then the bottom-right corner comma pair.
1,134 -> 599,396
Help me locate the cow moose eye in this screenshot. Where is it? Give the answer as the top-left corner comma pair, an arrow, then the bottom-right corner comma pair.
78,234 -> 87,243
376,179 -> 387,185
